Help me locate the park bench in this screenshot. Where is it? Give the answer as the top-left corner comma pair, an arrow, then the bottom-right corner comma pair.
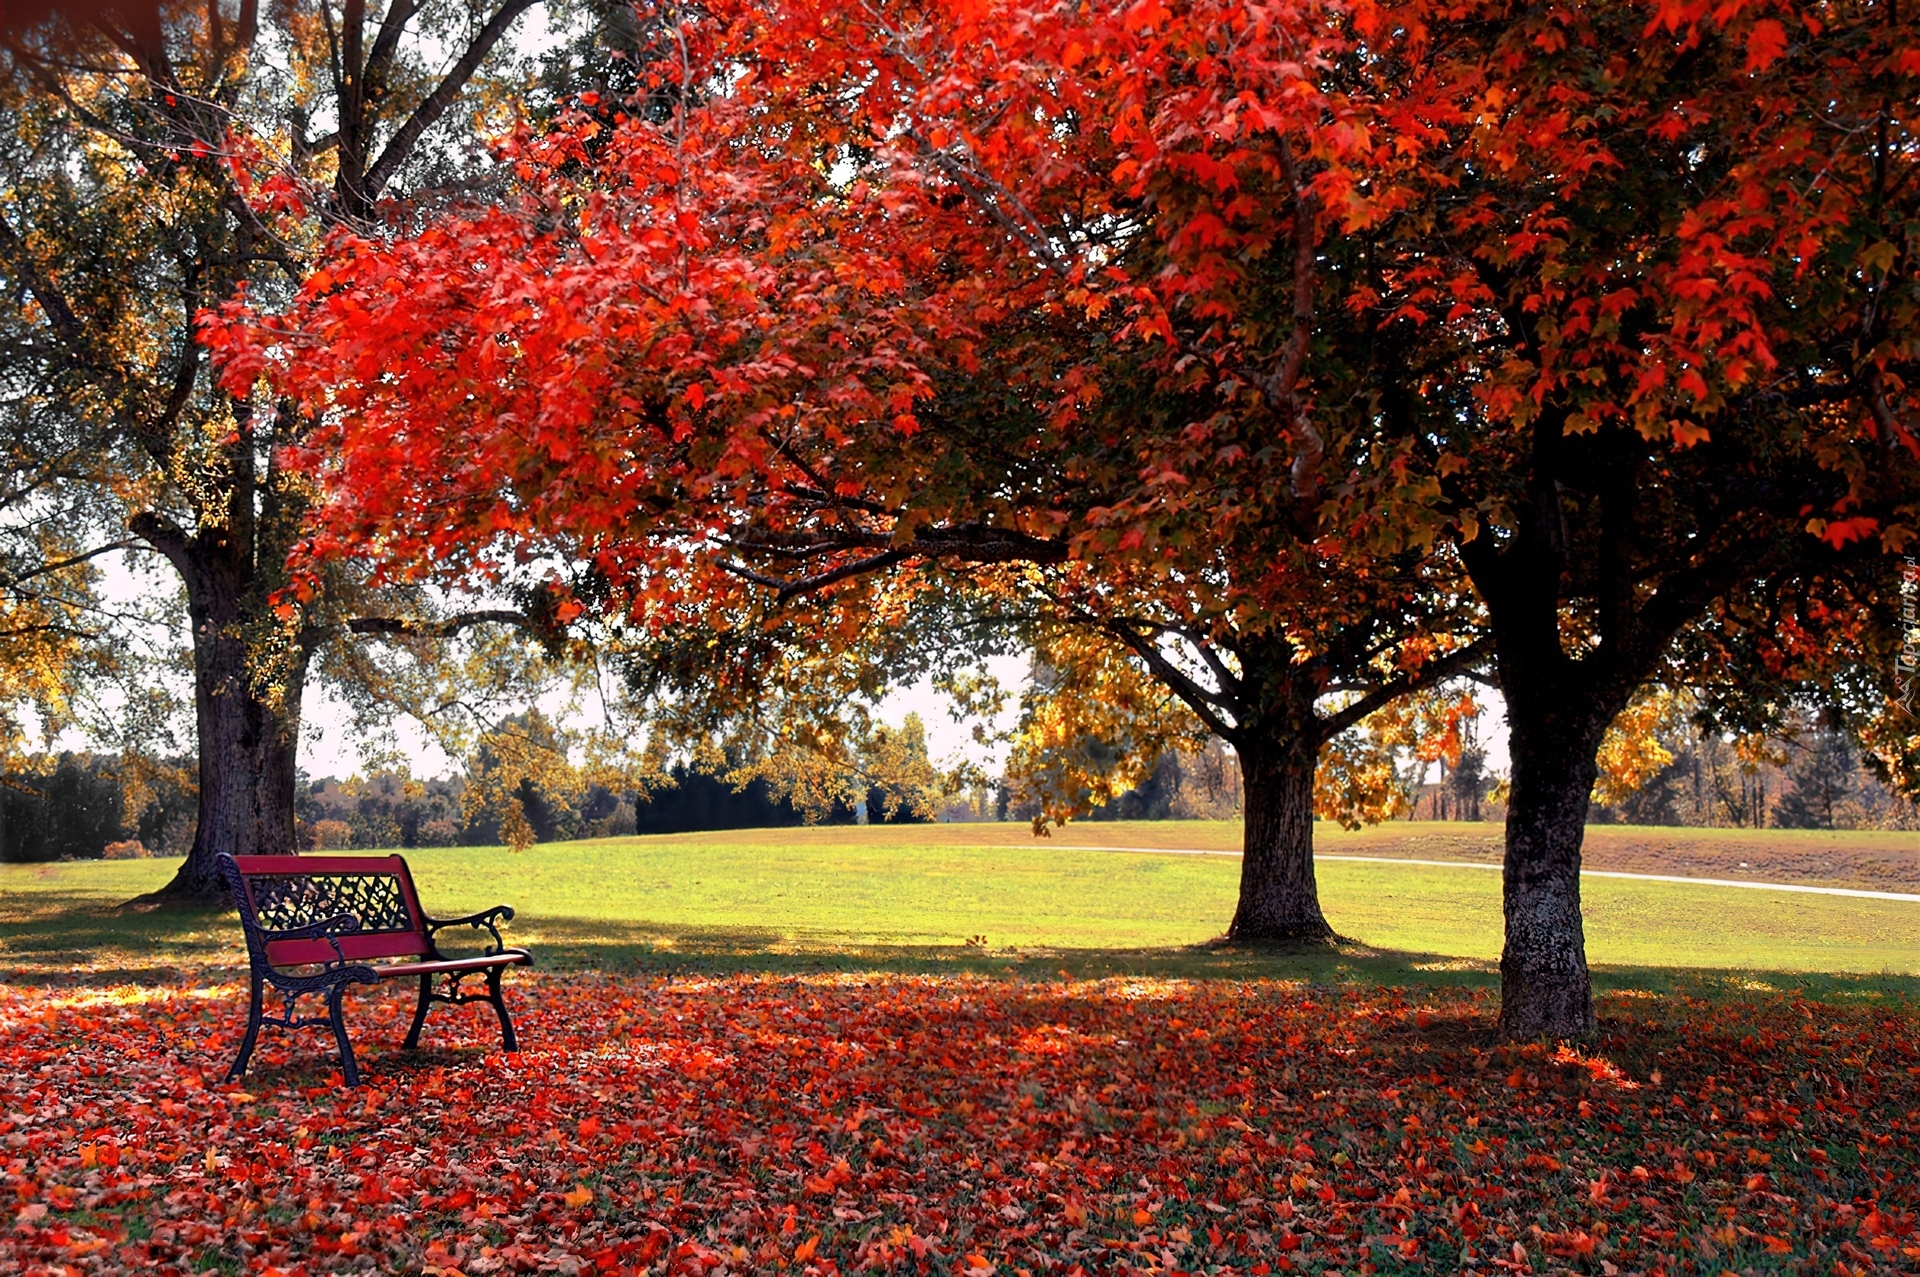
217,852 -> 531,1086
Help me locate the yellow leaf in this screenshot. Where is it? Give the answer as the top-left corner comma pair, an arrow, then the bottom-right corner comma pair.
1592,688 -> 1685,806
562,1185 -> 593,1209
1858,240 -> 1899,276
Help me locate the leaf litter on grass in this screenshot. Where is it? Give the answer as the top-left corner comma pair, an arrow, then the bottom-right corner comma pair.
1,972 -> 1915,1275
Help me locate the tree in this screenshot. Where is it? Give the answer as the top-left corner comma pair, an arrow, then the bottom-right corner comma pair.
243,0 -> 1915,1009
1364,0 -> 1920,1033
1775,729 -> 1860,829
0,0 -> 547,898
0,751 -> 124,861
238,0 -> 1491,946
0,528 -> 106,771
463,709 -> 590,850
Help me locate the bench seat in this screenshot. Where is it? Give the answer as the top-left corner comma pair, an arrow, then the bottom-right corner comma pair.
379,951 -> 533,978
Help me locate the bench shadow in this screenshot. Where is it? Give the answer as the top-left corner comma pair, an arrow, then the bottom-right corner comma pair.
223,1042 -> 507,1091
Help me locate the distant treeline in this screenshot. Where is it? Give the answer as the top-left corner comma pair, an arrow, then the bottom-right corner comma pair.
1589,728 -> 1917,830
6,725 -> 1906,862
1,754 -> 930,861
0,753 -> 197,863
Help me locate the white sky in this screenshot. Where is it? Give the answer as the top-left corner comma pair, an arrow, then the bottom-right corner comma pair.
72,541 -> 1510,786
296,652 -> 1038,781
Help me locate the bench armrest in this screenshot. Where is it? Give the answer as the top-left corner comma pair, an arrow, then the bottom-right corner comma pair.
425,905 -> 515,956
260,912 -> 362,966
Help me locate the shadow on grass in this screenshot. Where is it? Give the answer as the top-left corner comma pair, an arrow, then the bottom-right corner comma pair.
521,917 -> 1920,1006
0,891 -> 241,986
4,893 -> 1917,1009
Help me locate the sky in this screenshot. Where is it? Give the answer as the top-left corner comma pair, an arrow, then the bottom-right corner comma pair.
294,652 -> 1041,781
290,650 -> 1511,786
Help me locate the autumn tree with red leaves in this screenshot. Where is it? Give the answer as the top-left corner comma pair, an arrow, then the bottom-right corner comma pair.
233,0 -> 1499,946
234,0 -> 1917,1030
1349,0 -> 1920,1034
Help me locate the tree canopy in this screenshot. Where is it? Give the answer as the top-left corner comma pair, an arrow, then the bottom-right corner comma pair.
229,0 -> 1918,1033
0,0 -> 579,898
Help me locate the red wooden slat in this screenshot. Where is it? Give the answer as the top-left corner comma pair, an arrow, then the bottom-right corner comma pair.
266,931 -> 431,967
391,855 -> 426,928
230,854 -> 406,875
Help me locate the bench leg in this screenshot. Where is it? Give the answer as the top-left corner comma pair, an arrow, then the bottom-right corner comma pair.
327,983 -> 361,1087
403,973 -> 433,1050
226,976 -> 265,1083
487,966 -> 518,1052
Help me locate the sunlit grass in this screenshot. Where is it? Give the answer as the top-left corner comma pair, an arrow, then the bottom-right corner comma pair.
3,824 -> 1916,1000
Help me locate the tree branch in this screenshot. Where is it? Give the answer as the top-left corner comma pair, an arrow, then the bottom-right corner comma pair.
1319,636 -> 1493,740
0,208 -> 89,353
1085,615 -> 1242,743
128,511 -> 194,576
360,0 -> 538,204
906,130 -> 1073,278
718,521 -> 1070,600
0,539 -> 148,589
363,0 -> 421,97
346,609 -> 531,638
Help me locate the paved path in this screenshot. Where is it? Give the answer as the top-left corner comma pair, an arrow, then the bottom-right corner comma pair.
1049,845 -> 1920,904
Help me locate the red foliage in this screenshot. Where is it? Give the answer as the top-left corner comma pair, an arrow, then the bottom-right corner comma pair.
223,0 -> 1918,613
3,974 -> 1917,1274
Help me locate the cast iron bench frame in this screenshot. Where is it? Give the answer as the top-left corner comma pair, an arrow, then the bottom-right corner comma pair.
217,851 -> 531,1086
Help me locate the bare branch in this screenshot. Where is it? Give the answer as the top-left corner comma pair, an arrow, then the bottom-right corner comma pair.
906,130 -> 1073,277
718,521 -> 1069,601
346,609 -> 531,638
1098,619 -> 1241,743
779,548 -> 908,602
0,539 -> 148,589
361,0 -> 539,204
1319,637 -> 1492,740
363,0 -> 423,95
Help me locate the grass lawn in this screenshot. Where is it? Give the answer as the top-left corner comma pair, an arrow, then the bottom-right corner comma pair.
3,826 -> 1917,1275
5,823 -> 1917,994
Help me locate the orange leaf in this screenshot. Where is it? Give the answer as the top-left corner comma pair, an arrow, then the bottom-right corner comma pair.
1745,19 -> 1788,71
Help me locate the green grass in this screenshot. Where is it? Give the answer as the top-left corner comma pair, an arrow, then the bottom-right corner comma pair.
3,823 -> 1917,1002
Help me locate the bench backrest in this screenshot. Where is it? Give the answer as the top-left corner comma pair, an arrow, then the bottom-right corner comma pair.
224,854 -> 430,967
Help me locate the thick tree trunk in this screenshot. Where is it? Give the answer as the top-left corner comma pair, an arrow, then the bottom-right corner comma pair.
132,515 -> 310,904
1226,751 -> 1335,944
1498,710 -> 1608,1037
1218,636 -> 1338,946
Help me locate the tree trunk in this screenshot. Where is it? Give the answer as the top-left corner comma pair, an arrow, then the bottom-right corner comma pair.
132,517 -> 310,904
1226,744 -> 1335,945
1497,705 -> 1609,1038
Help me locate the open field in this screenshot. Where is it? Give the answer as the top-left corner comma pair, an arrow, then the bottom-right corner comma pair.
892,819 -> 1920,893
4,824 -> 1918,989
